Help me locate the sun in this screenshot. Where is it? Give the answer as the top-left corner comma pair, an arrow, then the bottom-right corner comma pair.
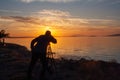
45,26 -> 51,31
44,26 -> 57,36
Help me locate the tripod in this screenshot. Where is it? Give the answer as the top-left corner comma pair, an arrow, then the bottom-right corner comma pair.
47,44 -> 56,73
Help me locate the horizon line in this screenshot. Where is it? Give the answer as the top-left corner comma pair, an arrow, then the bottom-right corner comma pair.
7,35 -> 120,38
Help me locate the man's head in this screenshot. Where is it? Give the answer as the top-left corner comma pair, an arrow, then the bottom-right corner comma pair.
45,30 -> 51,36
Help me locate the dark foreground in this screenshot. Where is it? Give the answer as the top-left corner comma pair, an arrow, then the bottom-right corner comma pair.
0,43 -> 120,80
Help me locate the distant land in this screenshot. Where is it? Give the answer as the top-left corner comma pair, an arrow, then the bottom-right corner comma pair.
7,34 -> 120,38
108,34 -> 120,37
8,36 -> 34,38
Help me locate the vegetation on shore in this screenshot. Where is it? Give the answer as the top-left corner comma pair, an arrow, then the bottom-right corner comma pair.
0,43 -> 120,80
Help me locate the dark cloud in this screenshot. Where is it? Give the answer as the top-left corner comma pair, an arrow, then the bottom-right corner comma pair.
0,16 -> 40,25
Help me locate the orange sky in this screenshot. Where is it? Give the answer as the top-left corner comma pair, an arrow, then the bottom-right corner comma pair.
0,10 -> 120,37
7,25 -> 120,37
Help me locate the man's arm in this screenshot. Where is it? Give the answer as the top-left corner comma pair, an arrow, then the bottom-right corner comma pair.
30,37 -> 38,49
49,35 -> 57,44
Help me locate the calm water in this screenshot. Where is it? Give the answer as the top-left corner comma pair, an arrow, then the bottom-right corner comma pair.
6,37 -> 120,63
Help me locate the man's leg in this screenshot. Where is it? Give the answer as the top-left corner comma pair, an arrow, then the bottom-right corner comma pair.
27,54 -> 39,79
40,54 -> 48,79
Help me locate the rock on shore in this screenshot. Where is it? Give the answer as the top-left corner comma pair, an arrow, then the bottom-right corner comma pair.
0,43 -> 31,80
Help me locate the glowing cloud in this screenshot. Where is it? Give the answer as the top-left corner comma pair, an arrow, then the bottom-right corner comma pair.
18,0 -> 120,3
0,9 -> 119,28
19,0 -> 79,3
38,9 -> 70,17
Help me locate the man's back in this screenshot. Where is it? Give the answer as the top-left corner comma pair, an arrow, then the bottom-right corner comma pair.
31,32 -> 57,53
34,35 -> 52,51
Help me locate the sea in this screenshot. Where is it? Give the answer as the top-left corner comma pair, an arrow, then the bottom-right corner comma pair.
6,37 -> 120,63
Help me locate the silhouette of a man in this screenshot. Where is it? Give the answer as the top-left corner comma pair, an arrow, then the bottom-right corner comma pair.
28,30 -> 57,79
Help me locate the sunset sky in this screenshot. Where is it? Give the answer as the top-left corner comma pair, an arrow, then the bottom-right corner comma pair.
0,0 -> 120,37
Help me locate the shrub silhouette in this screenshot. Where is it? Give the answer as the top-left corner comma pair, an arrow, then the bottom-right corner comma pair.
0,29 -> 9,45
